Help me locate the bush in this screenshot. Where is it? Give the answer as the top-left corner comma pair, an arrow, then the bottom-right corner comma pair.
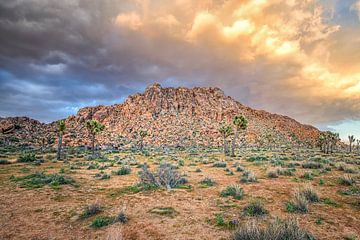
298,186 -> 319,203
17,153 -> 38,163
0,159 -> 10,164
213,161 -> 227,168
10,172 -> 75,188
243,201 -> 268,217
113,166 -> 131,175
139,163 -> 186,190
91,216 -> 114,228
233,218 -> 315,240
277,168 -> 295,176
339,175 -> 356,186
236,166 -> 245,172
80,203 -> 102,219
95,173 -> 111,180
267,170 -> 279,178
247,156 -> 268,162
344,167 -> 357,174
286,192 -> 309,213
220,185 -> 244,200
241,171 -> 257,183
301,172 -> 314,180
200,177 -> 216,187
115,209 -> 128,223
302,162 -> 322,169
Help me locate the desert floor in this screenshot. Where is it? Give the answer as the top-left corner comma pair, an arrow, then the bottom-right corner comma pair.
0,147 -> 359,240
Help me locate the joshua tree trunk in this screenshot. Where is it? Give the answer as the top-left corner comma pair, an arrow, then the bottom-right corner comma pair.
231,128 -> 239,157
349,142 -> 352,153
91,133 -> 95,156
57,134 -> 62,160
223,135 -> 227,156
140,137 -> 144,152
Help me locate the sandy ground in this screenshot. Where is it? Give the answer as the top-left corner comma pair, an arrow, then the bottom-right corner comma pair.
0,149 -> 359,240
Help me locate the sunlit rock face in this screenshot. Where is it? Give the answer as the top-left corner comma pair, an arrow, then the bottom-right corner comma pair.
0,83 -> 320,148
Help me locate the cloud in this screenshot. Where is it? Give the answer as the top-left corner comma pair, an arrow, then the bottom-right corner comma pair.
114,12 -> 143,30
351,0 -> 360,20
0,0 -> 359,128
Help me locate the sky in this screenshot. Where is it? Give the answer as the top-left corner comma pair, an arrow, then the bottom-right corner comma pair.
0,0 -> 359,141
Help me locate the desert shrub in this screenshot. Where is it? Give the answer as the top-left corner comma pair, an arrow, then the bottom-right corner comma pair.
0,159 -> 10,164
139,163 -> 186,190
80,203 -> 102,219
95,173 -> 111,180
178,159 -> 184,166
247,156 -> 268,162
301,172 -> 314,180
267,170 -> 279,178
220,185 -> 244,200
243,201 -> 268,217
236,166 -> 245,172
113,166 -> 131,175
344,167 -> 357,174
215,213 -> 226,226
241,171 -> 257,183
298,186 -> 319,203
10,172 -> 75,188
233,218 -> 315,240
195,168 -> 202,172
336,163 -> 346,171
91,216 -> 114,228
213,161 -> 227,168
302,162 -> 322,169
277,168 -> 295,176
339,175 -> 356,186
115,209 -> 128,223
200,177 -> 216,187
286,192 -> 309,213
17,153 -> 38,163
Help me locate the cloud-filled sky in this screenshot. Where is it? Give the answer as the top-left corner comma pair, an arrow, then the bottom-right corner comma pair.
0,0 -> 359,141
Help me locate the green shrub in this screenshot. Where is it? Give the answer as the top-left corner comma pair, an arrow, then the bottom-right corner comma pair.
302,162 -> 322,169
220,185 -> 244,200
80,203 -> 102,219
200,177 -> 216,187
10,172 -> 75,188
0,159 -> 10,164
17,153 -> 37,163
91,216 -> 114,228
286,192 -> 309,213
113,166 -> 131,175
243,201 -> 268,217
213,161 -> 227,168
241,171 -> 257,183
301,172 -> 314,180
339,175 -> 356,186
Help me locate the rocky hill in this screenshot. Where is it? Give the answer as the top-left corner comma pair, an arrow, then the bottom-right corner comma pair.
0,83 -> 320,148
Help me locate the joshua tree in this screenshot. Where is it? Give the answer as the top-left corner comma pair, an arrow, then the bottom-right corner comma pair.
86,120 -> 105,156
348,135 -> 355,153
139,130 -> 148,152
57,120 -> 66,160
357,139 -> 360,152
231,115 -> 248,157
219,123 -> 233,156
319,131 -> 340,154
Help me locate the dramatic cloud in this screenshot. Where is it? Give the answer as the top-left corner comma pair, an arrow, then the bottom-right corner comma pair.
0,0 -> 359,136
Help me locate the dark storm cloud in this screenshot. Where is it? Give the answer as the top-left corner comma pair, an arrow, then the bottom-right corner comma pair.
0,0 -> 359,130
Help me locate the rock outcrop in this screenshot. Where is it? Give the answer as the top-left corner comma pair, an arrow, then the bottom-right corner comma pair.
0,83 -> 320,148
